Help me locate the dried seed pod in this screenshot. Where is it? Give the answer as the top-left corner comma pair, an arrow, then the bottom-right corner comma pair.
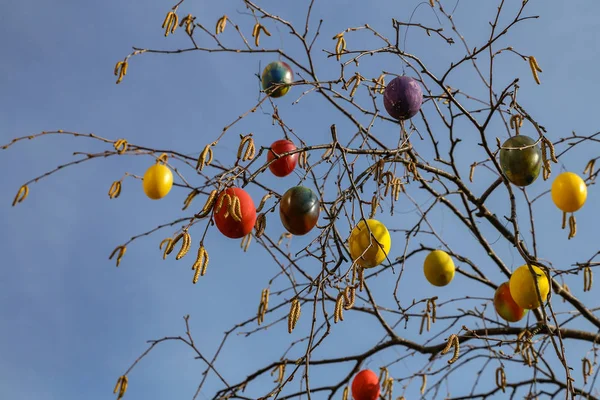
343,73 -> 363,97
383,376 -> 394,398
584,266 -> 593,292
113,139 -> 128,154
182,189 -> 199,211
114,61 -> 128,84
449,336 -> 460,364
156,153 -> 169,164
257,288 -> 270,324
469,163 -> 476,182
271,363 -> 285,384
381,172 -> 394,197
334,292 -> 345,323
441,334 -> 460,364
374,159 -> 385,183
509,115 -> 523,135
113,376 -> 123,394
159,238 -> 173,260
333,33 -> 346,61
162,11 -> 179,37
237,134 -> 255,161
378,367 -> 389,388
528,56 -> 542,84
196,143 -> 214,172
321,146 -> 333,160
228,195 -> 243,222
252,23 -> 271,47
419,311 -> 431,334
541,139 -> 551,181
196,189 -> 218,218
255,213 -> 266,238
298,150 -> 308,170
374,73 -> 386,94
582,358 -> 593,385
441,334 -> 456,354
542,137 -> 557,163
495,367 -> 506,393
358,267 -> 365,291
583,159 -> 596,179
278,232 -> 292,246
180,14 -> 195,35
256,192 -> 272,213
191,245 -> 209,282
342,386 -> 349,400
241,233 -> 252,252
109,245 -> 127,267
343,286 -> 356,310
12,184 -> 29,206
288,299 -> 301,333
392,178 -> 403,201
113,375 -> 129,399
215,15 -> 227,35
175,232 -> 192,260
108,181 -> 122,199
426,311 -> 431,332
568,214 -> 577,240
515,329 -> 530,354
118,375 -> 128,399
420,374 -> 427,395
369,194 -> 379,219
427,297 -> 437,323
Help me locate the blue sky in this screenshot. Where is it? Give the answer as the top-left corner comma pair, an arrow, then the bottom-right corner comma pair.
1,0 -> 600,399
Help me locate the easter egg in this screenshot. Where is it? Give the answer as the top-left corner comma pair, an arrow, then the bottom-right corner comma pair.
261,61 -> 293,98
383,76 -> 423,120
348,219 -> 391,268
423,250 -> 455,287
551,172 -> 587,213
499,135 -> 542,186
509,265 -> 549,310
143,164 -> 173,200
267,139 -> 298,177
351,369 -> 380,400
279,186 -> 320,235
214,188 -> 257,239
493,281 -> 527,322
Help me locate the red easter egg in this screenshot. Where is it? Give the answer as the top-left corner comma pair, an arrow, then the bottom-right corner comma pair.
352,369 -> 380,400
267,139 -> 298,177
494,281 -> 527,322
213,188 -> 257,239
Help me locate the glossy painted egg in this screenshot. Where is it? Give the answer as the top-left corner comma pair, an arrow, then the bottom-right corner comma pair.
267,139 -> 298,177
551,172 -> 587,212
499,135 -> 542,186
348,219 -> 391,268
279,186 -> 320,235
383,76 -> 423,120
261,61 -> 293,98
509,265 -> 549,310
214,188 -> 257,239
423,249 -> 455,287
351,369 -> 380,400
493,281 -> 527,322
143,164 -> 173,200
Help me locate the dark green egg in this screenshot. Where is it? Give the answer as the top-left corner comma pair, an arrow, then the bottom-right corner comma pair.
279,186 -> 320,235
499,135 -> 542,187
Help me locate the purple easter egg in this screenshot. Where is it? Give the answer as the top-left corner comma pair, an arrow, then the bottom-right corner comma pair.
383,76 -> 423,120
